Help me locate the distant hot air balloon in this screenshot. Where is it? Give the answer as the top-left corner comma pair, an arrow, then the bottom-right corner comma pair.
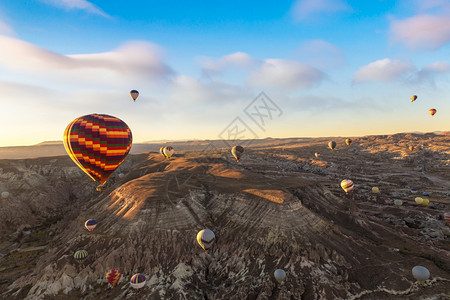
315,152 -> 320,159
74,250 -> 88,263
372,187 -> 379,194
345,139 -> 352,146
163,146 -> 174,159
410,188 -> 418,194
130,90 -> 139,102
422,198 -> 429,206
106,269 -> 122,287
422,191 -> 430,197
410,95 -> 417,102
63,114 -> 132,191
85,219 -> 97,232
274,269 -> 286,283
408,145 -> 414,152
429,109 -> 436,116
328,141 -> 336,150
130,273 -> 146,289
412,266 -> 430,284
394,199 -> 403,206
197,229 -> 215,251
341,179 -> 354,194
415,197 -> 423,205
231,146 -> 244,161
1,191 -> 9,198
444,213 -> 450,226
160,147 -> 166,158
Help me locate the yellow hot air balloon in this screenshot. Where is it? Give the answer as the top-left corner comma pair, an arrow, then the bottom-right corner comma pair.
197,229 -> 215,251
231,146 -> 244,161
341,179 -> 354,194
345,138 -> 352,146
422,198 -> 429,206
415,197 -> 423,205
372,187 -> 379,193
410,95 -> 417,102
429,109 -> 436,116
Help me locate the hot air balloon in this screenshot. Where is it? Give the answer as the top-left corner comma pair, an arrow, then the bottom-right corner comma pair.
63,114 -> 132,191
410,188 -> 418,194
444,213 -> 450,226
429,109 -> 436,116
85,219 -> 97,232
106,269 -> 122,287
415,197 -> 423,205
410,95 -> 417,102
328,141 -> 336,150
394,199 -> 403,206
274,269 -> 286,283
130,273 -> 146,289
197,229 -> 215,251
74,250 -> 88,263
372,187 -> 379,194
163,146 -> 174,159
412,266 -> 430,283
315,152 -> 320,159
341,179 -> 354,194
160,147 -> 166,158
422,198 -> 429,206
422,191 -> 430,197
130,90 -> 139,102
1,191 -> 9,198
231,146 -> 244,161
345,139 -> 352,146
408,146 -> 414,152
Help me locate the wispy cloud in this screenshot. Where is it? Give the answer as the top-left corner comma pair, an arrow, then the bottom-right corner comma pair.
40,0 -> 110,17
199,52 -> 260,76
291,0 -> 351,21
0,18 -> 14,35
389,1 -> 450,50
297,39 -> 345,69
247,59 -> 325,91
0,35 -> 173,85
353,58 -> 415,83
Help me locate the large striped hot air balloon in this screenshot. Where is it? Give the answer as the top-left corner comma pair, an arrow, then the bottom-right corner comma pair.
231,146 -> 244,161
340,179 -> 354,194
197,229 -> 215,251
130,273 -> 147,289
106,269 -> 122,287
85,219 -> 97,232
74,250 -> 88,263
63,114 -> 132,191
163,146 -> 174,159
130,90 -> 139,102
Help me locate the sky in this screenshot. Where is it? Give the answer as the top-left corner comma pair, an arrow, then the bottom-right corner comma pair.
0,0 -> 449,147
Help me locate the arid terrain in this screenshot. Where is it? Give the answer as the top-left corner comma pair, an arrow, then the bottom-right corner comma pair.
0,132 -> 449,299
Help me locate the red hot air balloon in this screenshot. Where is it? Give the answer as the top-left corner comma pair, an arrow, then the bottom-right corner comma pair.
63,114 -> 132,191
106,269 -> 122,287
429,109 -> 436,116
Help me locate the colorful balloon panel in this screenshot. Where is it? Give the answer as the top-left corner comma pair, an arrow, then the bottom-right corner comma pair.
106,269 -> 122,287
63,114 -> 132,184
130,273 -> 146,289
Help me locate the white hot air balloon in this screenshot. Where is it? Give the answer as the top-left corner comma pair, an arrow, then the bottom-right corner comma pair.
274,269 -> 286,283
412,266 -> 430,283
197,229 -> 215,251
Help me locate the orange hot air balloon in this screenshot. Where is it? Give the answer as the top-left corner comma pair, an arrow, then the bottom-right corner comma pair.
341,179 -> 354,194
429,109 -> 436,116
63,114 -> 132,191
106,268 -> 122,287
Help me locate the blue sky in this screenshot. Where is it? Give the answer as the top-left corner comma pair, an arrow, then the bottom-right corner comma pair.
0,0 -> 449,146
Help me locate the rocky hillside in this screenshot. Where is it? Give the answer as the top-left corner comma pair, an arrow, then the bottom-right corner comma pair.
0,133 -> 449,299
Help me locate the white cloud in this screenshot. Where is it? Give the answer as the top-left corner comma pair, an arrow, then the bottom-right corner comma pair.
40,0 -> 110,17
353,58 -> 415,83
247,59 -> 324,91
200,52 -> 260,76
0,35 -> 173,85
297,39 -> 345,69
414,62 -> 450,85
390,1 -> 450,50
291,0 -> 350,21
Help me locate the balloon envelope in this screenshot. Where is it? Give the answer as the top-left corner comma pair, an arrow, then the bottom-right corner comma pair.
345,138 -> 352,146
130,273 -> 146,289
1,191 -> 9,198
74,250 -> 88,263
410,188 -> 418,194
410,95 -> 417,102
328,141 -> 336,150
422,198 -> 429,206
197,229 -> 215,251
394,199 -> 403,206
412,266 -> 430,282
415,197 -> 423,205
429,109 -> 436,116
274,269 -> 286,283
231,145 -> 244,161
163,146 -> 174,158
63,114 -> 132,185
160,147 -> 166,158
130,90 -> 139,101
85,219 -> 97,232
314,152 -> 320,158
341,179 -> 354,194
372,187 -> 379,193
106,269 -> 122,287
